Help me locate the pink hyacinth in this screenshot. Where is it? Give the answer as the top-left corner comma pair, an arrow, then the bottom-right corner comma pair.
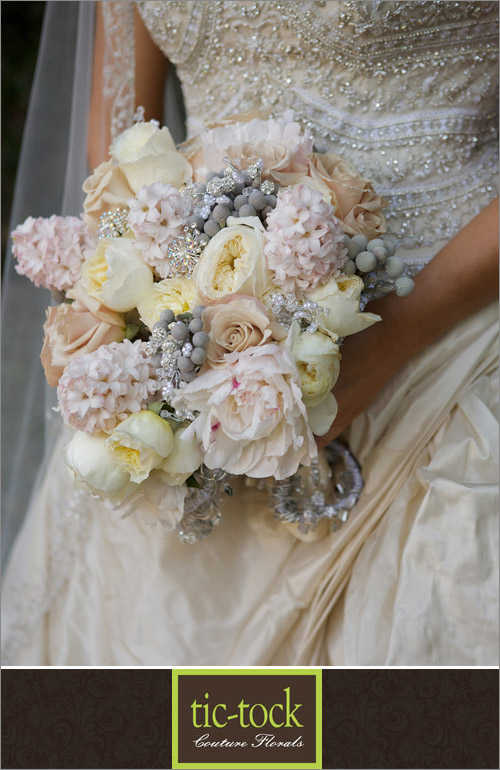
12,215 -> 96,292
264,184 -> 347,294
127,183 -> 193,278
57,339 -> 158,435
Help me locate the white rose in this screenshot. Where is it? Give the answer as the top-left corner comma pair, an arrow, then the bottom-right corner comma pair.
106,410 -> 175,483
283,322 -> 340,406
307,275 -> 380,338
193,216 -> 272,302
137,277 -> 198,330
64,431 -> 133,501
82,238 -> 153,312
161,426 -> 203,485
109,122 -> 192,192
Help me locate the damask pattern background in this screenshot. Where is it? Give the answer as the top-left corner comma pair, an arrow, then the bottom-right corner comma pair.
2,670 -> 172,769
323,669 -> 499,768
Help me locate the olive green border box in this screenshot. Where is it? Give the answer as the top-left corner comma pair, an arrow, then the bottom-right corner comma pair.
172,668 -> 322,769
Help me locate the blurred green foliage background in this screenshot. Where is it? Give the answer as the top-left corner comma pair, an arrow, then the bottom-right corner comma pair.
2,1 -> 45,262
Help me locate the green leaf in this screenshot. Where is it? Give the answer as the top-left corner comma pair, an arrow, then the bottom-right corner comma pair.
125,323 -> 140,340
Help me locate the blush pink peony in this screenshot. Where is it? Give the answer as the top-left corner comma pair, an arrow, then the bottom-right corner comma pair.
264,184 -> 347,294
182,111 -> 313,183
174,344 -> 317,479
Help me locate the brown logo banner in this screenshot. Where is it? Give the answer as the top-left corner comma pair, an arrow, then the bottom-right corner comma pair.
1,668 -> 498,769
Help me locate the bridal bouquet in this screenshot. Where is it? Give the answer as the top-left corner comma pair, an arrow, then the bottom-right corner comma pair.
12,111 -> 414,541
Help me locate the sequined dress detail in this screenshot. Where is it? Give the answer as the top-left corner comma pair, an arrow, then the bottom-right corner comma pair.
137,0 -> 498,263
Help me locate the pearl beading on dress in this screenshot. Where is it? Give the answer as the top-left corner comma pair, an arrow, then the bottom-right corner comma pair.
137,0 -> 498,257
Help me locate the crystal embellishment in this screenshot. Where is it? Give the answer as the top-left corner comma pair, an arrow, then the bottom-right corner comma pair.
175,465 -> 231,543
137,0 -> 499,255
167,226 -> 204,278
267,291 -> 328,333
269,440 -> 364,533
97,208 -> 130,240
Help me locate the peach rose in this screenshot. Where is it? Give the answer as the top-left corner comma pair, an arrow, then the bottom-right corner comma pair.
202,295 -> 274,367
41,283 -> 125,386
306,153 -> 388,240
82,160 -> 134,231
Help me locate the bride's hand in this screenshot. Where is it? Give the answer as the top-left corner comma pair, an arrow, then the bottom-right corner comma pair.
315,302 -> 403,450
316,197 -> 499,451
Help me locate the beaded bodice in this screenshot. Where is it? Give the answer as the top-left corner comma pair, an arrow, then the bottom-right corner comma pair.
137,0 -> 498,256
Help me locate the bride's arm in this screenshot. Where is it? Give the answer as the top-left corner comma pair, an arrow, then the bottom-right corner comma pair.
88,3 -> 168,170
318,197 -> 499,448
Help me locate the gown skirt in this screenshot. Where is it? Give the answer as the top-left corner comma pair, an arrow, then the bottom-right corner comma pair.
2,299 -> 498,666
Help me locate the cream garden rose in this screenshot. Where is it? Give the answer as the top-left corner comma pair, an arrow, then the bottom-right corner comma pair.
106,411 -> 175,483
137,277 -> 198,330
82,238 -> 153,312
283,322 -> 340,436
307,275 -> 381,338
193,216 -> 272,303
65,431 -> 134,502
283,322 -> 340,407
174,344 -> 317,479
109,122 -> 192,193
202,295 -> 274,367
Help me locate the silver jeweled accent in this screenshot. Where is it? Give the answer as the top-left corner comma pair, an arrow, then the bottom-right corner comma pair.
267,291 -> 328,333
260,180 -> 276,194
144,311 -> 209,422
167,225 -> 204,278
133,105 -> 146,123
160,405 -> 197,423
97,208 -> 129,240
206,176 -> 236,196
269,440 -> 364,533
246,158 -> 264,180
175,465 -> 231,543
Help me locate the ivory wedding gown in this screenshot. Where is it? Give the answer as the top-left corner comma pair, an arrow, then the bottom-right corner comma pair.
2,0 -> 499,666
